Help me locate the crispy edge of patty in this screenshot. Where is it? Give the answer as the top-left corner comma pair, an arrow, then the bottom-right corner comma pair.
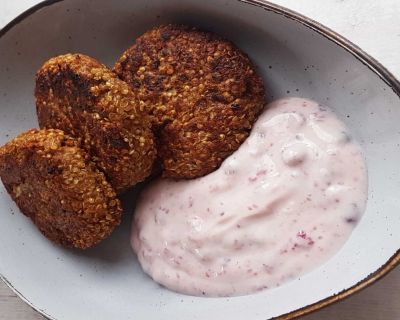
114,25 -> 266,178
35,53 -> 156,193
0,129 -> 122,249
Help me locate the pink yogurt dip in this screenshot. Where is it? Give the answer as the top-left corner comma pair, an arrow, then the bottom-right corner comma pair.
132,97 -> 368,297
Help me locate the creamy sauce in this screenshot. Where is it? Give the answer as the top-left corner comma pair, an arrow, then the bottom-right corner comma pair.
132,98 -> 368,297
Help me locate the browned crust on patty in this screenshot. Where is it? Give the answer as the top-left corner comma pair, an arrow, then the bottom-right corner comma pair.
35,53 -> 156,193
114,24 -> 266,178
0,129 -> 122,249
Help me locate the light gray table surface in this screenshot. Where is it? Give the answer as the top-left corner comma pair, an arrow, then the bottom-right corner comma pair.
0,1 -> 399,319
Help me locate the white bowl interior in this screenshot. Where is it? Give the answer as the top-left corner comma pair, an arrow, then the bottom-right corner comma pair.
0,0 -> 399,319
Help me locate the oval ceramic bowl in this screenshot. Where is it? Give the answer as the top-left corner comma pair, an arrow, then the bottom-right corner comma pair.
0,0 -> 399,319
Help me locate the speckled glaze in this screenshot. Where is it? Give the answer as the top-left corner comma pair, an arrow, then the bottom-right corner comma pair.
0,0 -> 399,320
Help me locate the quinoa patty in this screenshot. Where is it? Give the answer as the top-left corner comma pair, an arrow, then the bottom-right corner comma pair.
0,129 -> 122,249
36,53 -> 156,193
114,25 -> 266,178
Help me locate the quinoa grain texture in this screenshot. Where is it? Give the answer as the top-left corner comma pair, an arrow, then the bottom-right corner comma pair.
36,53 -> 156,193
114,25 -> 266,178
0,129 -> 122,249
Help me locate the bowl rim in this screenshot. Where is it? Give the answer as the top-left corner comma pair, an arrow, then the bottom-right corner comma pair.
0,0 -> 399,319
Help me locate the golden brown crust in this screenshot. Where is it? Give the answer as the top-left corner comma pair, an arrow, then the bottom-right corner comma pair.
35,53 -> 156,193
0,129 -> 122,249
114,25 -> 266,178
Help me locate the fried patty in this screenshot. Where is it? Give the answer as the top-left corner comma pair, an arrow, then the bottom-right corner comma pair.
0,129 -> 122,249
114,25 -> 266,178
36,53 -> 156,193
